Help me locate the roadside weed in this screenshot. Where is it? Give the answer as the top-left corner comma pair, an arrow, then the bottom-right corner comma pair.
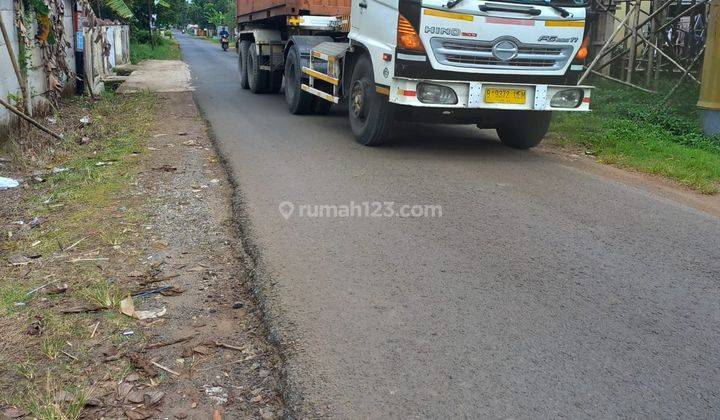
550,79 -> 720,193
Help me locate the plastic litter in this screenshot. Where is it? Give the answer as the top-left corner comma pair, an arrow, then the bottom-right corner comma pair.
0,177 -> 19,189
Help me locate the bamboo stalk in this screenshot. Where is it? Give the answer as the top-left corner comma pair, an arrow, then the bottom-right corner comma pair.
627,0 -> 642,83
579,9 -> 637,84
593,0 -> 702,85
0,97 -> 64,141
589,69 -> 658,93
662,46 -> 706,102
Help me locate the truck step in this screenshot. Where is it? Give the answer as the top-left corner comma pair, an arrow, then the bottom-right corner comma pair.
302,67 -> 339,86
301,84 -> 340,104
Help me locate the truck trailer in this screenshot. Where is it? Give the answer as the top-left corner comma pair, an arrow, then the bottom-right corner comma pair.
236,0 -> 592,148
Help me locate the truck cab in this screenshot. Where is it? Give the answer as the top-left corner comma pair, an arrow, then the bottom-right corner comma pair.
236,0 -> 592,148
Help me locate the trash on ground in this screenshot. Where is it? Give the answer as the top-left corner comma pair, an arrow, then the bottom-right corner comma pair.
121,296 -> 167,320
0,177 -> 19,189
203,385 -> 228,405
80,115 -> 91,125
52,167 -> 69,174
47,283 -> 69,294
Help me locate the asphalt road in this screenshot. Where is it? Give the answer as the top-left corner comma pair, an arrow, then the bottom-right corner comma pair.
178,34 -> 720,418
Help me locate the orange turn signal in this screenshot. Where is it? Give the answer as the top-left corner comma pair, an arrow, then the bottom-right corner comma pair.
575,35 -> 590,61
397,15 -> 425,53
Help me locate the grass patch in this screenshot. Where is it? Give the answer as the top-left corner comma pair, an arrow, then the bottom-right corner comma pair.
130,37 -> 181,64
0,91 -> 155,417
549,79 -> 720,194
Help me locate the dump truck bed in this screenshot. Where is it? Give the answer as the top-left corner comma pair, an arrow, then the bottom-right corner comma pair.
237,0 -> 351,23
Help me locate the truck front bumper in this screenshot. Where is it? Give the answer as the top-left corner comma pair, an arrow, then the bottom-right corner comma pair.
387,78 -> 592,112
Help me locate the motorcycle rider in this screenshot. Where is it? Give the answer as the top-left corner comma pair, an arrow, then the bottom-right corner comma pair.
219,27 -> 230,50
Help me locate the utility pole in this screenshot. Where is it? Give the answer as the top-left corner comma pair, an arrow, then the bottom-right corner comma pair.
698,0 -> 720,136
148,0 -> 155,48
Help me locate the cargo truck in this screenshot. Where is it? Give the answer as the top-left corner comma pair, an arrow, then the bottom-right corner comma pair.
236,0 -> 592,148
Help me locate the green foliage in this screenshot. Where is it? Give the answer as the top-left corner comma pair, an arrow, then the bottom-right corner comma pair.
104,0 -> 134,19
130,37 -> 181,64
187,0 -> 236,28
23,0 -> 49,16
551,79 -> 720,193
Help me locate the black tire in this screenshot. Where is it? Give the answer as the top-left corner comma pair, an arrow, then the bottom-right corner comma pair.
284,47 -> 314,114
247,43 -> 268,94
238,40 -> 250,89
348,55 -> 394,146
496,111 -> 551,149
268,70 -> 283,94
313,98 -> 332,115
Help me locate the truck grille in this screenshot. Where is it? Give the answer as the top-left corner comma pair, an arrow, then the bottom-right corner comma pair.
430,38 -> 573,71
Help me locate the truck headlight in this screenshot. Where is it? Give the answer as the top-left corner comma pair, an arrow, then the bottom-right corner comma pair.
550,89 -> 583,108
417,83 -> 458,105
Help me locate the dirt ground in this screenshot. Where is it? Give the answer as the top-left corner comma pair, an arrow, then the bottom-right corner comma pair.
0,92 -> 284,419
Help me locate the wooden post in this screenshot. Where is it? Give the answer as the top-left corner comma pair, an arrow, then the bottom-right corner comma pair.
645,0 -> 657,86
147,0 -> 155,48
626,0 -> 641,83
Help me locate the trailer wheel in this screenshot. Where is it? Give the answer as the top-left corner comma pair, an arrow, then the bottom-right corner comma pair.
348,55 -> 394,146
495,111 -> 551,149
284,47 -> 314,114
248,43 -> 268,94
238,40 -> 250,89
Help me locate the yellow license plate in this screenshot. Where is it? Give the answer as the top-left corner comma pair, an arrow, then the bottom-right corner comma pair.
485,88 -> 526,104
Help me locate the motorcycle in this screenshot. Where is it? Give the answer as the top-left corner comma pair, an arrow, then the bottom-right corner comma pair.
220,34 -> 229,52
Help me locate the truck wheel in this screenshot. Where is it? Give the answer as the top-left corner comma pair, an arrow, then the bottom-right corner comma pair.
313,98 -> 332,115
284,47 -> 314,114
238,40 -> 250,89
348,55 -> 394,146
248,43 -> 268,94
495,111 -> 551,149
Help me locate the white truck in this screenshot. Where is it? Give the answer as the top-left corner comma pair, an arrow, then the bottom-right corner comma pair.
236,0 -> 592,148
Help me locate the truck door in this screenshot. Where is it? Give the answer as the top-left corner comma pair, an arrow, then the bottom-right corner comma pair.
349,0 -> 399,83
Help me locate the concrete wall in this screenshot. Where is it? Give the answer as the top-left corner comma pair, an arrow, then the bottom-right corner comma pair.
83,24 -> 130,96
0,0 -> 20,130
26,19 -> 51,115
0,0 -> 130,140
